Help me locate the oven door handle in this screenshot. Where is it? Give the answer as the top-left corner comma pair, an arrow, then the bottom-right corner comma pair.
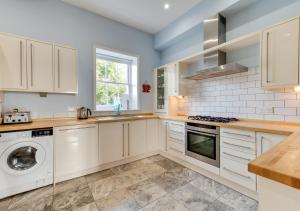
186,130 -> 217,137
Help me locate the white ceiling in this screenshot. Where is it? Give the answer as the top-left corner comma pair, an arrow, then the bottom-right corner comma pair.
62,0 -> 203,34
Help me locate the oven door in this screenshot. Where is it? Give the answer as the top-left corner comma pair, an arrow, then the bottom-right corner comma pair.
185,129 -> 220,167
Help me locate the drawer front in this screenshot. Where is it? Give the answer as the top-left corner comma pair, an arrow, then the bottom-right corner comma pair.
221,137 -> 256,154
221,147 -> 256,164
168,121 -> 185,133
221,128 -> 255,142
168,140 -> 185,153
220,157 -> 256,191
169,131 -> 185,144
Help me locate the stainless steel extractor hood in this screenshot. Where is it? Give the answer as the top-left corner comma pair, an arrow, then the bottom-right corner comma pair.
185,14 -> 248,80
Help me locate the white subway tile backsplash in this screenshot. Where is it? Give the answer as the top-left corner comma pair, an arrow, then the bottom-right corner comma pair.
274,108 -> 297,116
179,67 -> 300,122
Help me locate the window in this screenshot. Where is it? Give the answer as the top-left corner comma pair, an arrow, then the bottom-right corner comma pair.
95,47 -> 139,111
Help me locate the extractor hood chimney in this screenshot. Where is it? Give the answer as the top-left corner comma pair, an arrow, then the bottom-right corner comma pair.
185,14 -> 248,80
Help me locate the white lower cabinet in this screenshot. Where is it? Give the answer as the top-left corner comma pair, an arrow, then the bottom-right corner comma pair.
158,120 -> 168,152
167,121 -> 185,159
128,120 -> 147,157
54,124 -> 99,180
220,128 -> 257,191
256,132 -> 287,155
99,122 -> 126,164
146,119 -> 159,152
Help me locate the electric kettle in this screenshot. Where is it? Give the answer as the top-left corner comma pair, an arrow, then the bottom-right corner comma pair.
77,107 -> 92,119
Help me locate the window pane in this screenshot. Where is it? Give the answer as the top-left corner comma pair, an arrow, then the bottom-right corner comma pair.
96,59 -> 128,83
96,82 -> 129,108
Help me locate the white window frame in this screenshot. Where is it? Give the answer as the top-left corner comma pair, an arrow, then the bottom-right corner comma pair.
93,45 -> 140,112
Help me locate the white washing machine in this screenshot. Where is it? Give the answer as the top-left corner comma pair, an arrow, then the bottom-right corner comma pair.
0,128 -> 53,199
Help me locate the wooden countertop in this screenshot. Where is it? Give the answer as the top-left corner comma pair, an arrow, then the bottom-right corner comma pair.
2,113 -> 300,189
0,114 -> 158,132
160,115 -> 300,189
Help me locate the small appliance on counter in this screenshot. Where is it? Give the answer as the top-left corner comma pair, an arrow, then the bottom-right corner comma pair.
77,107 -> 92,119
2,109 -> 32,124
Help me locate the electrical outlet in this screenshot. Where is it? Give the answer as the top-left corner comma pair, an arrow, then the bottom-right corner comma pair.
257,107 -> 274,114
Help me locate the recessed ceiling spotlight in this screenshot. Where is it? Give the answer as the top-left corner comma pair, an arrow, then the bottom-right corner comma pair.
164,3 -> 170,10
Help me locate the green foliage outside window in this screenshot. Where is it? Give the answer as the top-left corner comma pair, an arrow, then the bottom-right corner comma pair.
96,59 -> 128,106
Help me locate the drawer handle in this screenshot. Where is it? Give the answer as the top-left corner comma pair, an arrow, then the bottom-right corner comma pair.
223,142 -> 253,150
223,131 -> 251,138
170,123 -> 184,127
223,152 -> 252,162
223,167 -> 252,179
169,147 -> 183,154
59,126 -> 96,131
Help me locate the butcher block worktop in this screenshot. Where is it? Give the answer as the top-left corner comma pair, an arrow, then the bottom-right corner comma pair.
0,113 -> 158,133
1,114 -> 300,190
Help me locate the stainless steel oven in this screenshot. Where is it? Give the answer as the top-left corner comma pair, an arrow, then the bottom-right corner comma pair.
185,122 -> 220,167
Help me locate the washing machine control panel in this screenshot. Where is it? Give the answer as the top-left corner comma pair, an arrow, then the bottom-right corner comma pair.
32,128 -> 53,137
0,128 -> 53,142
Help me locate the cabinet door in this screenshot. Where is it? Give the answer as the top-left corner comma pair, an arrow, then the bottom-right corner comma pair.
256,132 -> 287,155
166,63 -> 177,96
158,120 -> 168,152
99,122 -> 125,164
128,120 -> 147,157
0,34 -> 27,90
27,40 -> 54,92
54,46 -> 77,93
54,124 -> 99,179
154,68 -> 167,112
146,119 -> 158,152
261,18 -> 299,88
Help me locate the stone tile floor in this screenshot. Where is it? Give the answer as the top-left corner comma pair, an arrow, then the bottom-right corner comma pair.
0,155 -> 258,211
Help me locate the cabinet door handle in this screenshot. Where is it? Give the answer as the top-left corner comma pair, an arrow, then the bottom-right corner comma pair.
19,41 -> 23,87
222,152 -> 251,162
223,167 -> 252,179
266,32 -> 270,83
57,48 -> 61,88
223,141 -> 253,150
122,124 -> 125,157
223,131 -> 251,138
30,43 -> 33,87
128,123 -> 130,156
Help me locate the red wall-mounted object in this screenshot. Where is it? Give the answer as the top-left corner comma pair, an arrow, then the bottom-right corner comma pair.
142,81 -> 151,93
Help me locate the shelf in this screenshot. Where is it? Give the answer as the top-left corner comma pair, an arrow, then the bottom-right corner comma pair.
180,31 -> 260,64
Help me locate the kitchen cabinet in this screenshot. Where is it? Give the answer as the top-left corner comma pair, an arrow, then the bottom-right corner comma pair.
261,18 -> 300,88
220,128 -> 257,191
256,132 -> 287,155
167,121 -> 185,159
158,120 -> 168,152
54,124 -> 99,180
146,119 -> 159,152
128,120 -> 147,157
154,67 -> 167,112
99,122 -> 125,164
54,45 -> 77,93
0,33 -> 27,90
27,40 -> 54,92
166,63 -> 186,97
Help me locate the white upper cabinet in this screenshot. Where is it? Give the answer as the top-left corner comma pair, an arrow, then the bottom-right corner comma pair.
0,32 -> 77,94
166,62 -> 186,96
0,34 -> 27,90
54,45 -> 77,93
261,18 -> 300,88
27,40 -> 54,92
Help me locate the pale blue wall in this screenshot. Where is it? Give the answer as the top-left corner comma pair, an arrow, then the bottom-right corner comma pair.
154,0 -> 240,50
160,0 -> 300,65
0,0 -> 160,116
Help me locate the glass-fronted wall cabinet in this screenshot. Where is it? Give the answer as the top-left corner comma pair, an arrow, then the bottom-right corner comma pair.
154,67 -> 167,112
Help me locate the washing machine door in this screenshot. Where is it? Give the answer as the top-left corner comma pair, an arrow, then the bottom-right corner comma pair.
0,142 -> 46,176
